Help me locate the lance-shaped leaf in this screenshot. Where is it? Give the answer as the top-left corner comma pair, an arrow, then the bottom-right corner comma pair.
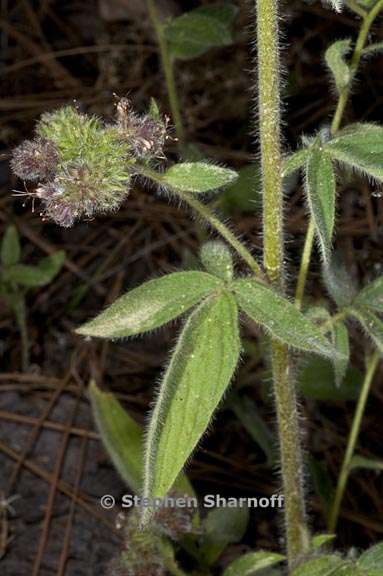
354,275 -> 383,314
350,455 -> 383,473
7,250 -> 66,288
1,225 -> 20,267
223,551 -> 285,576
322,253 -> 357,307
333,321 -> 350,387
162,162 -> 238,193
326,123 -> 383,181
233,279 -> 341,359
89,380 -> 143,492
291,555 -> 348,576
325,39 -> 352,93
349,306 -> 383,354
311,534 -> 336,550
89,381 -> 194,496
282,148 -> 308,179
305,142 -> 336,261
77,271 -> 224,339
143,292 -> 240,517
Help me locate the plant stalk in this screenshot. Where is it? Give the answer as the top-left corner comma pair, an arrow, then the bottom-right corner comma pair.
147,0 -> 185,145
295,0 -> 383,306
256,0 -> 308,565
331,0 -> 383,135
328,350 -> 380,532
136,165 -> 266,279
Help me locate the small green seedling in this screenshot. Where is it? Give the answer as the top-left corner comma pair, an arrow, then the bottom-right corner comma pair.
0,225 -> 65,370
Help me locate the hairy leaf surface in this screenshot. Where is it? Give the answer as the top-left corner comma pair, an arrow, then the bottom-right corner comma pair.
354,275 -> 383,314
223,551 -> 285,576
7,250 -> 66,288
77,271 -> 223,338
349,306 -> 383,354
163,162 -> 238,193
326,123 -> 383,181
233,279 -> 341,358
325,39 -> 352,93
306,143 -> 336,261
143,292 -> 240,511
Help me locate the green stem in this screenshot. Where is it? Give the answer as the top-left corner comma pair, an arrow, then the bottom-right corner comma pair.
331,0 -> 383,135
137,165 -> 265,279
328,350 -> 381,532
147,0 -> 185,145
295,219 -> 315,309
295,0 -> 383,307
257,0 -> 308,566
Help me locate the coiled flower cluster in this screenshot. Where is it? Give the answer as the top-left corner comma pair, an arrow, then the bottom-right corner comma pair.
11,100 -> 168,227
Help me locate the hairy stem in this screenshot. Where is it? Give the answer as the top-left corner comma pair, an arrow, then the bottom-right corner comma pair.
147,0 -> 185,145
137,165 -> 265,279
328,350 -> 380,532
256,0 -> 308,565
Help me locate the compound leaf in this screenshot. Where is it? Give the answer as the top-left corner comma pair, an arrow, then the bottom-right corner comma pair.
163,162 -> 238,193
143,292 -> 240,517
77,271 -> 224,339
233,279 -> 341,359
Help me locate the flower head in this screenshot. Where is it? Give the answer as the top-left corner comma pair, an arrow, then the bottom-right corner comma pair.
11,137 -> 59,181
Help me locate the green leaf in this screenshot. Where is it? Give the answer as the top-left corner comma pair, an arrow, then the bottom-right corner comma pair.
88,381 -> 194,496
349,306 -> 383,354
148,97 -> 161,121
363,42 -> 383,56
305,142 -> 336,262
325,39 -> 352,94
358,542 -> 383,574
194,2 -> 239,24
143,292 -> 240,513
162,162 -> 238,193
298,357 -> 362,401
291,555 -> 345,576
200,241 -> 233,282
282,148 -> 308,179
350,455 -> 383,473
308,457 -> 335,515
311,534 -> 336,550
228,393 -> 276,465
88,380 -> 143,492
165,10 -> 234,61
223,551 -> 285,576
333,322 -> 350,387
7,250 -> 66,288
326,123 -> 383,182
354,276 -> 383,314
219,165 -> 262,214
1,225 -> 21,267
322,254 -> 358,308
233,279 -> 341,359
77,271 -> 224,339
200,506 -> 249,566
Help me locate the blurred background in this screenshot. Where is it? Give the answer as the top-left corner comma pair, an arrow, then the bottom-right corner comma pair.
0,1 -> 382,574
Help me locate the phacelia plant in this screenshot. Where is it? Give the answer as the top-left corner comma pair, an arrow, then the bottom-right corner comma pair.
9,0 -> 383,575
